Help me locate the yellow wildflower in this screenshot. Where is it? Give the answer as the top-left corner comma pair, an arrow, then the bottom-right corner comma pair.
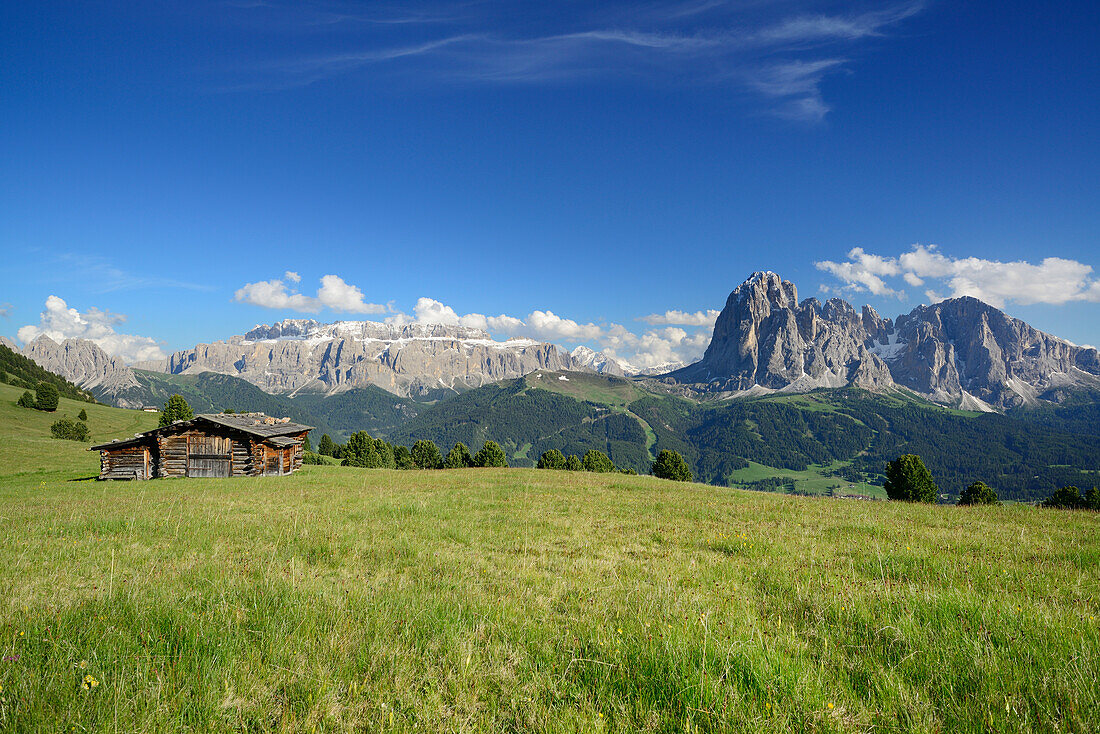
827,702 -> 834,710
81,674 -> 99,690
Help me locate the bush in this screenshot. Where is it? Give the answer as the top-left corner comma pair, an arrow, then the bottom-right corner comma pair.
1087,487 -> 1100,512
411,440 -> 444,469
884,454 -> 938,503
78,408 -> 88,421
582,449 -> 615,473
444,443 -> 474,469
302,451 -> 326,465
35,382 -> 60,412
651,450 -> 692,482
17,390 -> 36,409
50,417 -> 89,442
564,455 -> 583,471
958,480 -> 1000,506
473,441 -> 508,468
537,449 -> 567,470
159,394 -> 194,427
1042,486 -> 1085,510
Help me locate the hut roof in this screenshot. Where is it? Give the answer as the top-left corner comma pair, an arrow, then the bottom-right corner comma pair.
91,413 -> 312,451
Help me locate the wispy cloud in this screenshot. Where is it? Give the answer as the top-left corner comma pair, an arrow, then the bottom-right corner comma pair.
45,252 -> 213,294
227,1 -> 926,121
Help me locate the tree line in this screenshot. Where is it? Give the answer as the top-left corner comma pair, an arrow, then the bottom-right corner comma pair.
884,453 -> 1099,510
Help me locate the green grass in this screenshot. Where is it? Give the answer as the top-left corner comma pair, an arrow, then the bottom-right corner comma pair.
728,461 -> 888,499
0,385 -> 1098,732
524,371 -> 644,410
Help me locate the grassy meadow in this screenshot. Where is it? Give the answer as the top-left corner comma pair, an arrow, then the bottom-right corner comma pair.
0,384 -> 1098,732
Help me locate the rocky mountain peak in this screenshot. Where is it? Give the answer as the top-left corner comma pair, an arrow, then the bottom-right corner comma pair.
672,271 -> 892,392
665,272 -> 1100,410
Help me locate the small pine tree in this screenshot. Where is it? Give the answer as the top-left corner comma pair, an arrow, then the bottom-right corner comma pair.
473,440 -> 508,468
393,445 -> 416,470
564,454 -> 583,471
159,394 -> 194,427
883,454 -> 938,503
35,382 -> 60,412
1042,486 -> 1085,510
50,416 -> 90,441
302,434 -> 313,452
78,408 -> 88,421
958,480 -> 1000,506
317,434 -> 335,456
343,431 -> 382,468
444,443 -> 474,469
411,440 -> 444,469
651,450 -> 692,481
582,449 -> 615,473
537,449 -> 567,470
1085,487 -> 1100,512
18,390 -> 36,409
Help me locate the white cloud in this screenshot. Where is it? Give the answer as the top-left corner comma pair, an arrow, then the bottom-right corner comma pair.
0,302 -> 12,319
235,273 -> 385,314
525,310 -> 603,342
316,275 -> 386,314
17,295 -> 166,364
235,278 -> 321,312
387,296 -> 713,370
816,244 -> 1100,307
639,309 -> 720,326
815,247 -> 903,298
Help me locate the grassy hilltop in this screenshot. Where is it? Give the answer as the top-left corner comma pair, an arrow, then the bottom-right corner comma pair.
0,384 -> 1098,732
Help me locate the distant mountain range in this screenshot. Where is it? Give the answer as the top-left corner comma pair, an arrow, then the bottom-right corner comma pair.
13,272 -> 1100,414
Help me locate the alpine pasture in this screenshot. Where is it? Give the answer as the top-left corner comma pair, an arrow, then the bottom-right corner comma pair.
0,383 -> 1097,732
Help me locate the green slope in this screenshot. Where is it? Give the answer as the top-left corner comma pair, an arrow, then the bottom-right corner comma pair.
0,429 -> 1098,731
0,381 -> 158,481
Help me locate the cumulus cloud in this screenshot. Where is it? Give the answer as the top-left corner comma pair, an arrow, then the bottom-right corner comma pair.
815,246 -> 903,298
235,273 -> 385,314
395,297 -> 712,369
639,309 -> 720,326
17,296 -> 166,364
816,244 -> 1100,307
525,310 -> 604,342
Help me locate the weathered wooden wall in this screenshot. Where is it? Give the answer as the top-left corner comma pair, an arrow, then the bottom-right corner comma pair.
99,446 -> 150,480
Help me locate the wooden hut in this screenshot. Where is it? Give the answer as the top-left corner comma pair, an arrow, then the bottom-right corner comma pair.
91,413 -> 312,480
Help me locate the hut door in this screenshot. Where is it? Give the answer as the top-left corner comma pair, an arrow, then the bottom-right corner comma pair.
264,447 -> 282,476
188,435 -> 231,478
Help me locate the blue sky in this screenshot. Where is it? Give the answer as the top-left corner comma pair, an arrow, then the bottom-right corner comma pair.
2,1 -> 1099,366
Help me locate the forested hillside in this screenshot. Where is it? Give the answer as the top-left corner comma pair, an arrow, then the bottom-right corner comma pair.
389,376 -> 655,471
0,342 -> 97,403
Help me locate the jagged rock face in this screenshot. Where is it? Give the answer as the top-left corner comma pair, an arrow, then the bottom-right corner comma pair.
22,337 -> 142,402
671,272 -> 894,392
888,297 -> 1100,408
157,320 -> 582,398
665,273 -> 1100,410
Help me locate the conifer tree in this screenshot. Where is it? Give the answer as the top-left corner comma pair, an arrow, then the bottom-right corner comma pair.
651,450 -> 692,481
883,454 -> 938,503
473,441 -> 508,468
159,394 -> 194,427
444,443 -> 474,468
